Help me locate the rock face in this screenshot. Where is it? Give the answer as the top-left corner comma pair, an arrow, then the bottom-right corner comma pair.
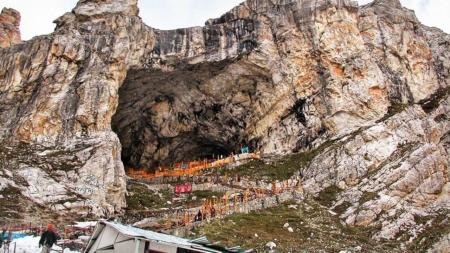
0,0 -> 153,219
0,8 -> 21,48
0,0 -> 450,249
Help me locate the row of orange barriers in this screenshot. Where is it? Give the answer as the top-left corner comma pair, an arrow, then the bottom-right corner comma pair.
164,183 -> 304,230
127,153 -> 260,179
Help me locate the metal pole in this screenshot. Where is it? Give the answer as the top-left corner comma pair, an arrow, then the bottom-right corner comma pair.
134,239 -> 140,253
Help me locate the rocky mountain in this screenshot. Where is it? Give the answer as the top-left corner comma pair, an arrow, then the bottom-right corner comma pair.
0,8 -> 21,48
0,0 -> 449,251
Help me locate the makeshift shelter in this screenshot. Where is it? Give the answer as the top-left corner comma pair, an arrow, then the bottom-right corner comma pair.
84,220 -> 252,253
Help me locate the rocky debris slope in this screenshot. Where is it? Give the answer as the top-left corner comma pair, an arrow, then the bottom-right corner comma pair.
299,0 -> 450,247
0,137 -> 122,220
0,0 -> 449,249
302,94 -> 450,243
0,8 -> 21,48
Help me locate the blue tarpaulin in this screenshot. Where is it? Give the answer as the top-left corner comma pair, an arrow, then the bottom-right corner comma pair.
4,233 -> 28,240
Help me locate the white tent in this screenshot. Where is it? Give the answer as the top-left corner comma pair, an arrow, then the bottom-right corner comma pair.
84,220 -> 251,253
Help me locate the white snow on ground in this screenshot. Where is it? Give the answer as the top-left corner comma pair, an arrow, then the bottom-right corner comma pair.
71,221 -> 97,229
1,221 -> 96,253
2,236 -> 81,253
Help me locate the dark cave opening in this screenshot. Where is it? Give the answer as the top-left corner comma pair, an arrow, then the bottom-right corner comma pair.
111,61 -> 255,172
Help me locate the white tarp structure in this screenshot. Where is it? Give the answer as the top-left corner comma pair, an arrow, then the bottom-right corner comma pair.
84,220 -> 251,253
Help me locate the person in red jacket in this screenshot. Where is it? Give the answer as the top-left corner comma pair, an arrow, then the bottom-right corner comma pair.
39,224 -> 57,253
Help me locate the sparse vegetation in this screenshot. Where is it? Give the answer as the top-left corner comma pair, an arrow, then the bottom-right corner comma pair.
376,102 -> 408,123
313,185 -> 343,207
374,86 -> 450,124
227,140 -> 339,181
126,181 -> 224,210
370,141 -> 418,178
190,200 -> 403,252
408,212 -> 450,252
126,182 -> 175,210
0,186 -> 22,219
434,113 -> 449,122
359,191 -> 378,205
419,86 -> 450,113
333,200 -> 352,214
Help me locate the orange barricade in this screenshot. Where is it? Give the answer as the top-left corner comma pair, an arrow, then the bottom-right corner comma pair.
127,153 -> 260,179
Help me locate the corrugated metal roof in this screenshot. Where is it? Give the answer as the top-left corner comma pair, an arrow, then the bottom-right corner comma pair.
188,236 -> 211,244
189,236 -> 251,253
101,220 -> 193,247
85,220 -> 252,253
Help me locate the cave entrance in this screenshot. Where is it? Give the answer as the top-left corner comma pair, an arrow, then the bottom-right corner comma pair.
111,61 -> 250,173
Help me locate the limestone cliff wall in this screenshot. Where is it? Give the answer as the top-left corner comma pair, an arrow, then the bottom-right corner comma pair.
0,0 -> 449,245
0,0 -> 155,218
114,0 -> 445,169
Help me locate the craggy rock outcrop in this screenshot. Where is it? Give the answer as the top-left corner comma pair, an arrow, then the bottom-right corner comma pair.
300,0 -> 450,245
0,8 -> 21,48
113,0 -> 442,170
0,0 -> 154,218
1,0 -> 450,249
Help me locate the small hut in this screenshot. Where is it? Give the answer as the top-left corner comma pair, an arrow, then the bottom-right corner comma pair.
84,220 -> 252,253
